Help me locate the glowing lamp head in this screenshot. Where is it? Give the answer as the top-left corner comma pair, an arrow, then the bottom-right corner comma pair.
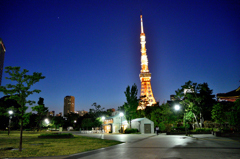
119,112 -> 124,117
174,105 -> 180,111
102,116 -> 105,121
44,118 -> 49,124
8,110 -> 13,115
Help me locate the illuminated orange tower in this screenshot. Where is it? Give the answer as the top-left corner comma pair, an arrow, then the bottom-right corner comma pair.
137,15 -> 156,110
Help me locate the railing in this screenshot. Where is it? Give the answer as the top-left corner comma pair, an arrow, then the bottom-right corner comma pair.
80,130 -> 104,134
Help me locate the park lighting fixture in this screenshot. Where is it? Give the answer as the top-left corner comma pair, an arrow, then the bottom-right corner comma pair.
44,118 -> 49,125
8,110 -> 13,135
174,104 -> 187,136
174,105 -> 180,111
119,112 -> 124,133
8,110 -> 13,115
119,112 -> 123,117
101,116 -> 105,133
74,120 -> 77,123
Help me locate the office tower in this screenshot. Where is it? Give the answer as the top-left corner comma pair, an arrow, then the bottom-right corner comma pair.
64,96 -> 75,116
0,38 -> 6,86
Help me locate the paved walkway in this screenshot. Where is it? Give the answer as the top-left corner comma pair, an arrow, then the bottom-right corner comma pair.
65,134 -> 240,159
19,133 -> 240,159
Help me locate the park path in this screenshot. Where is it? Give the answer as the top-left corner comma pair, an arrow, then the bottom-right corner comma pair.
20,133 -> 240,159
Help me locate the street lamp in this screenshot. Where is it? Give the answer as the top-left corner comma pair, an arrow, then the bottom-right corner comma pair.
44,118 -> 49,125
8,110 -> 13,135
174,105 -> 187,136
101,116 -> 105,133
174,105 -> 180,111
119,112 -> 123,133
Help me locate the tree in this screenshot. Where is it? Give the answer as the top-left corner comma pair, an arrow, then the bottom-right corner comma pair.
89,102 -> 105,119
212,100 -> 240,129
51,116 -> 65,129
0,96 -> 21,130
0,66 -> 45,151
150,103 -> 175,132
229,99 -> 240,129
175,81 -> 215,128
31,97 -> 48,131
211,103 -> 228,126
123,83 -> 139,128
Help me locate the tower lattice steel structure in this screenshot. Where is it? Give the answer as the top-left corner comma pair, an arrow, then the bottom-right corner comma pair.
137,15 -> 156,110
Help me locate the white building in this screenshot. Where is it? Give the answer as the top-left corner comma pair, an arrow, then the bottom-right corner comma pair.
102,111 -> 154,134
102,111 -> 127,133
130,118 -> 154,134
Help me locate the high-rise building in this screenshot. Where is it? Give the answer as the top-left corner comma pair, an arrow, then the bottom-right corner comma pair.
64,96 -> 75,116
0,38 -> 6,86
137,15 -> 156,110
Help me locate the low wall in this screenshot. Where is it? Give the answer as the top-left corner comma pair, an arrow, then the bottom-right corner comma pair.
214,132 -> 240,137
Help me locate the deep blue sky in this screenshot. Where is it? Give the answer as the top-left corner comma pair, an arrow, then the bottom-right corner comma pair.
1,0 -> 239,114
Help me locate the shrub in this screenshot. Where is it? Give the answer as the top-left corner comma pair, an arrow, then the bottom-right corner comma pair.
171,126 -> 185,132
159,122 -> 166,131
39,133 -> 73,137
124,128 -> 138,134
194,128 -> 211,132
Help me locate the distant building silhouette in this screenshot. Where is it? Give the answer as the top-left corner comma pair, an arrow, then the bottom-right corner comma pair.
107,108 -> 115,113
75,110 -> 88,116
64,96 -> 75,116
47,111 -> 55,117
217,86 -> 240,102
56,112 -> 62,117
0,38 -> 6,86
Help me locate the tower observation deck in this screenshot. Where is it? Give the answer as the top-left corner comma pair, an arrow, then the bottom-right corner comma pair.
137,15 -> 156,110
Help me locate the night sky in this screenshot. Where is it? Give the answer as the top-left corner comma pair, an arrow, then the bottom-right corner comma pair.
1,0 -> 239,114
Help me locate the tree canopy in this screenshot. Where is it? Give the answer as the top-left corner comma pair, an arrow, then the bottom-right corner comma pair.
175,80 -> 215,128
0,66 -> 45,151
123,83 -> 139,128
31,97 -> 48,131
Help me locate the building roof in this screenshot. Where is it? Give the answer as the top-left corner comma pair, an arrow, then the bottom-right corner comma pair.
131,118 -> 146,122
217,86 -> 240,98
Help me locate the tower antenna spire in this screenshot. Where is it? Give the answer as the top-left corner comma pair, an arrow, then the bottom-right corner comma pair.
140,12 -> 144,33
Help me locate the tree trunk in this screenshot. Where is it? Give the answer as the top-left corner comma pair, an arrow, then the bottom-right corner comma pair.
200,112 -> 202,128
130,118 -> 132,129
193,113 -> 200,128
19,111 -> 23,151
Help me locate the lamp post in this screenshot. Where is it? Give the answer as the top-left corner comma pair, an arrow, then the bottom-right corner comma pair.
102,116 -> 105,133
8,110 -> 13,135
45,118 -> 49,125
119,112 -> 123,133
174,105 -> 187,136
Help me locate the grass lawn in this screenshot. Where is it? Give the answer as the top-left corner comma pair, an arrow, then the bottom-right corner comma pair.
0,131 -> 122,158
